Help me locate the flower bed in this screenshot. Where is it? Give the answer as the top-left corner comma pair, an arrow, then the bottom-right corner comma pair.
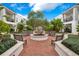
62,34 -> 79,55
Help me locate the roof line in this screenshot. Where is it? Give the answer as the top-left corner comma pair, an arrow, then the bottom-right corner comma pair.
1,4 -> 16,15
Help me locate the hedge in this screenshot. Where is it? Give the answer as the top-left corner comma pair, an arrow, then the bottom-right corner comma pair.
62,34 -> 79,55
0,38 -> 17,55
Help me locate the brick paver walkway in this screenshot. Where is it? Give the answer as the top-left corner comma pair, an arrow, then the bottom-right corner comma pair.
19,36 -> 59,56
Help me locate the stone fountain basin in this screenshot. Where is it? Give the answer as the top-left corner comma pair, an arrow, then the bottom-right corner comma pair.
30,34 -> 48,41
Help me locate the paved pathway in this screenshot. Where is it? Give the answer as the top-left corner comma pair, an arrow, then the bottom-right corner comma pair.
19,36 -> 59,56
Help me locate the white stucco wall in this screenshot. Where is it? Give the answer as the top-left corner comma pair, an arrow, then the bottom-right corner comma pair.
72,7 -> 78,34
56,6 -> 79,34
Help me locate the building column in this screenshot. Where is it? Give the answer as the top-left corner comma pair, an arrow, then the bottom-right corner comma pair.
62,14 -> 65,32
72,7 -> 78,34
13,24 -> 17,32
2,8 -> 6,21
14,14 -> 17,32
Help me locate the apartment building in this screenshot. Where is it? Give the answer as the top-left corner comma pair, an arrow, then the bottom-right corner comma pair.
15,14 -> 27,24
0,4 -> 27,31
55,4 -> 79,34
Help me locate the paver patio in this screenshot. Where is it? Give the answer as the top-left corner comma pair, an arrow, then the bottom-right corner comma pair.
19,36 -> 59,56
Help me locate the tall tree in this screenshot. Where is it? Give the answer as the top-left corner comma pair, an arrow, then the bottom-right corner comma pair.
28,11 -> 44,19
27,11 -> 45,29
0,20 -> 11,33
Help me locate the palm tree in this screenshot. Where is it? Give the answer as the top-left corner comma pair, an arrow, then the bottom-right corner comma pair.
51,18 -> 63,32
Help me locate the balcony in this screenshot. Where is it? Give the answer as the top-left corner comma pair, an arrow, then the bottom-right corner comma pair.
5,8 -> 15,22
7,19 -> 15,22
3,14 -> 15,22
63,16 -> 73,22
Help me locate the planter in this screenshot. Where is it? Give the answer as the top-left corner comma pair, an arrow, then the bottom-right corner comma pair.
1,41 -> 24,56
55,40 -> 78,56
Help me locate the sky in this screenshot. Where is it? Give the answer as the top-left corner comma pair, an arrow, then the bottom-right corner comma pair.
2,3 -> 76,20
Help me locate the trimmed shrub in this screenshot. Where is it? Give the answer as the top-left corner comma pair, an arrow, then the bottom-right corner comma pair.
0,20 -> 11,33
1,34 -> 11,42
0,38 -> 17,55
26,25 -> 33,30
62,35 -> 79,55
17,23 -> 24,33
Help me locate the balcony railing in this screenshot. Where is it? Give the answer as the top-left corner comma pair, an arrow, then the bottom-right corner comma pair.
7,19 -> 15,22
5,15 -> 15,22
63,16 -> 73,22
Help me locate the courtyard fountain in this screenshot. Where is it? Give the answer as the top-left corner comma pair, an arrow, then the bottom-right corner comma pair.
30,26 -> 48,41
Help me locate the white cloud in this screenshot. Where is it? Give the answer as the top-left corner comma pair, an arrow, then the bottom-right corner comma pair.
41,3 -> 62,10
29,3 -> 35,7
31,3 -> 45,11
10,3 -> 17,7
31,3 -> 62,11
